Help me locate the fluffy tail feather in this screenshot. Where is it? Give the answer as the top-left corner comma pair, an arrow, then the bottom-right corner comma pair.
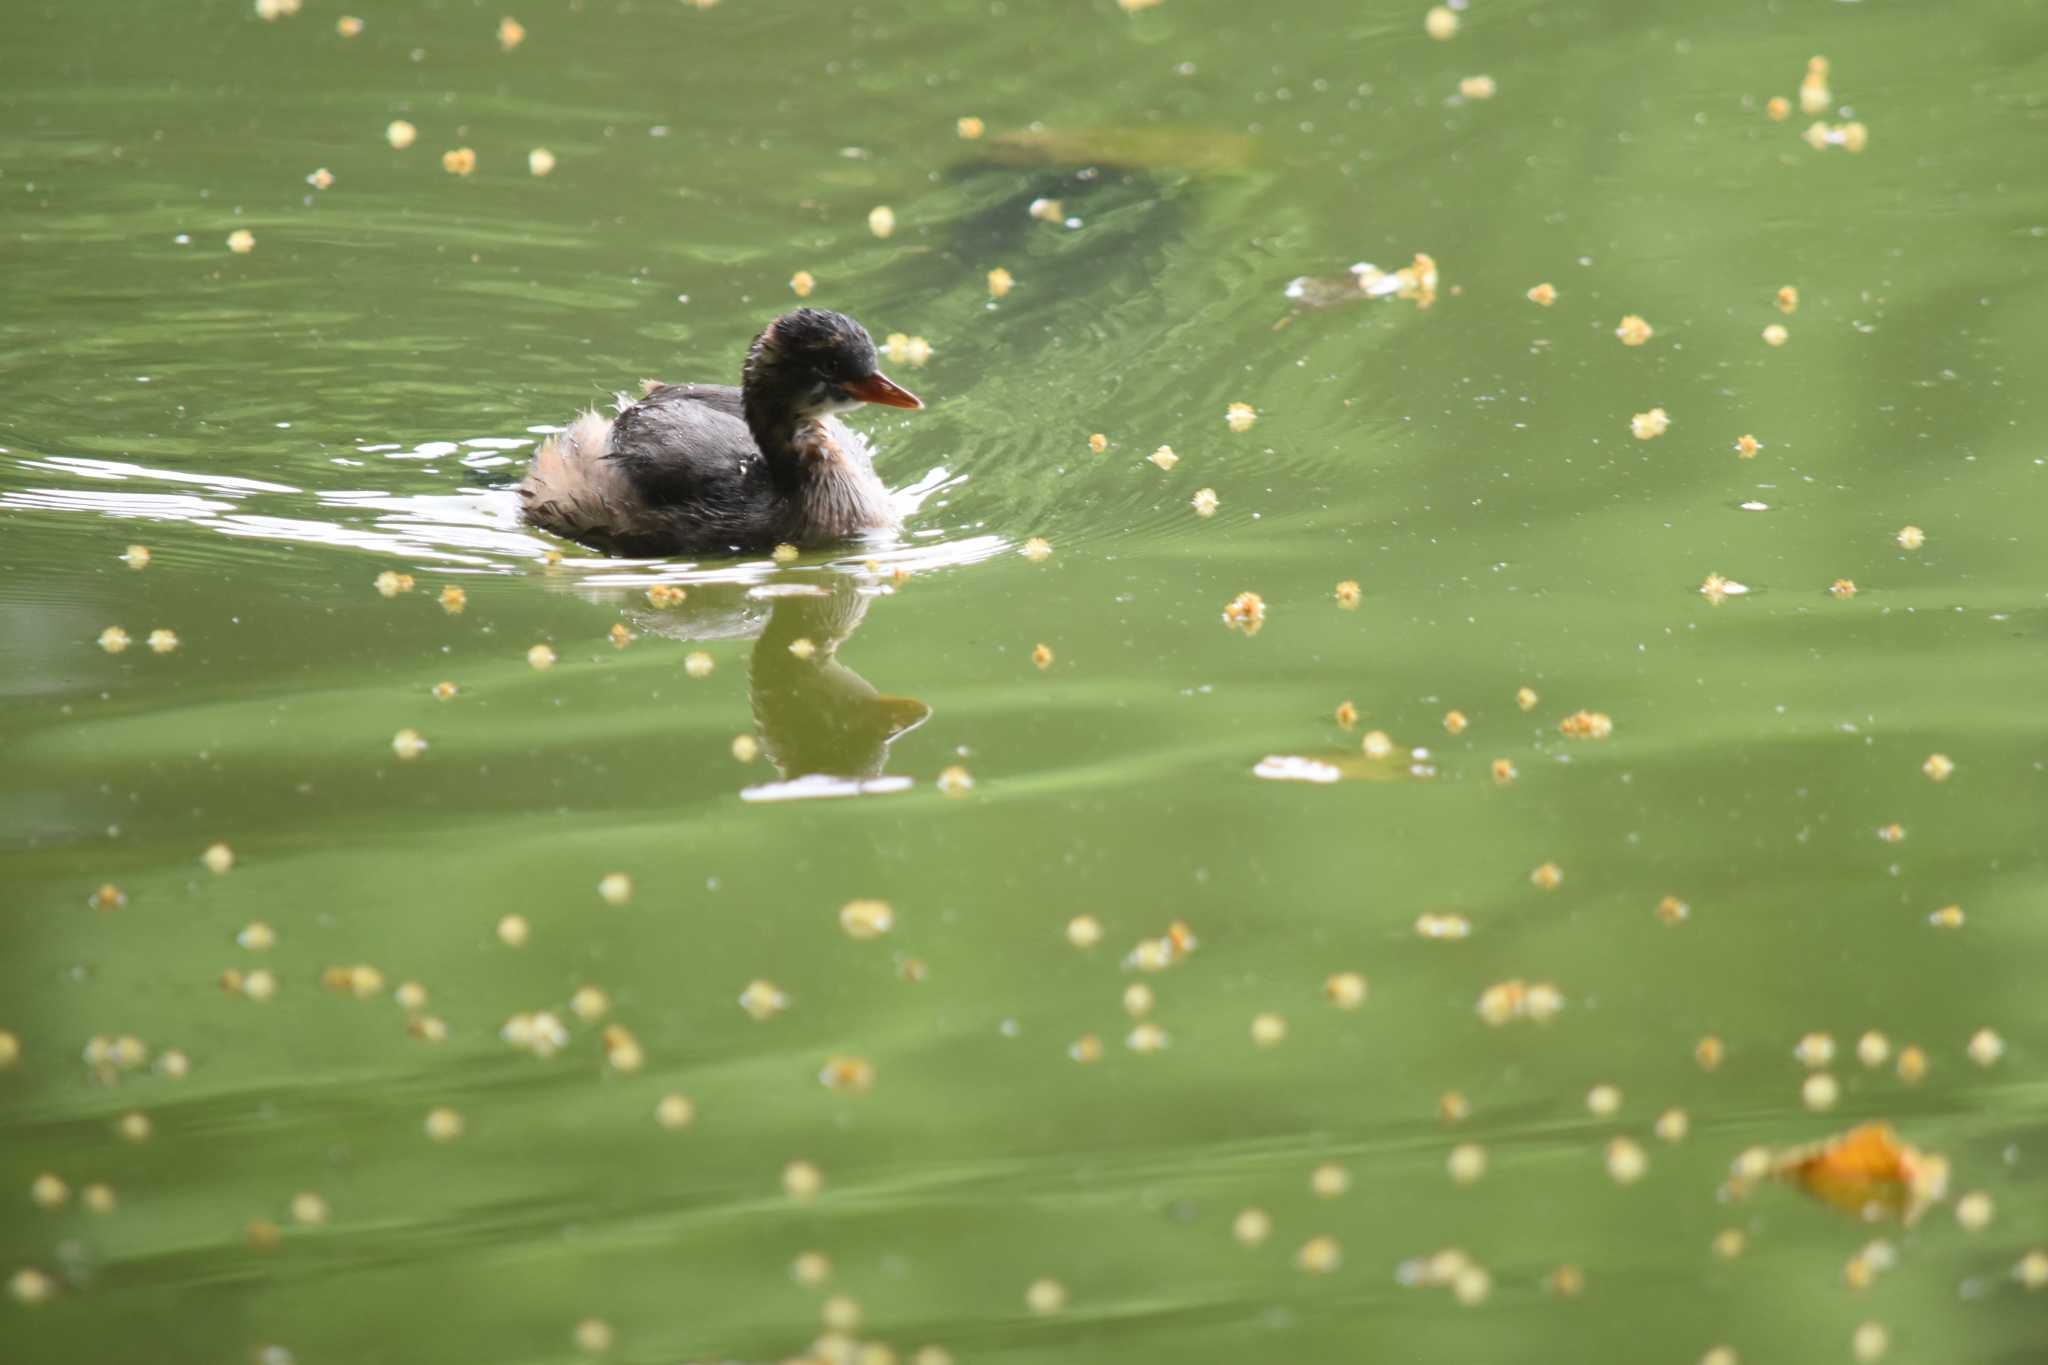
519,410 -> 625,543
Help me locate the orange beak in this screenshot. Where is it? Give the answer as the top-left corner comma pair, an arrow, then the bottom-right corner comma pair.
845,371 -> 923,410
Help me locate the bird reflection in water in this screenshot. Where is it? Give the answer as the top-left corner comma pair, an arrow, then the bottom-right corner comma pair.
620,572 -> 929,800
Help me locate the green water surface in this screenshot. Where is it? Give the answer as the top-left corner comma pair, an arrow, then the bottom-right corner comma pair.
3,0 -> 2046,1362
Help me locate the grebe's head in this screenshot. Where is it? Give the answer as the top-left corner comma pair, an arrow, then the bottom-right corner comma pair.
743,308 -> 922,421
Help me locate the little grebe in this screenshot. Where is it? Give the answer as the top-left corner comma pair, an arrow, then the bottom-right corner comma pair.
519,309 -> 922,557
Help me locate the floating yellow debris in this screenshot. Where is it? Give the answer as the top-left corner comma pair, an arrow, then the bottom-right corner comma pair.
99,625 -> 132,654
528,148 -> 556,177
1928,904 -> 1964,929
1225,402 -> 1256,432
338,15 -> 364,35
595,872 -> 632,906
839,899 -> 893,940
685,650 -> 715,677
1559,709 -> 1612,739
442,148 -> 477,177
1762,324 -> 1789,347
496,913 -> 530,947
10,1267 -> 56,1305
957,116 -> 985,139
646,584 -> 686,607
1795,1032 -> 1837,1068
1605,1137 -> 1648,1184
391,728 -> 427,760
2014,1248 -> 2048,1290
1921,753 -> 1954,781
819,1054 -> 873,1093
739,980 -> 789,1020
1424,5 -> 1458,40
1802,120 -> 1868,152
1088,432 -> 1108,453
1735,434 -> 1762,458
1232,1208 -> 1272,1247
1529,862 -> 1563,890
1020,536 -> 1052,562
1191,487 -> 1219,516
116,1111 -> 152,1143
496,16 -> 526,50
374,570 -> 415,598
1459,75 -> 1496,100
731,734 -> 759,762
1655,1109 -> 1690,1142
1066,914 -> 1102,948
1295,1235 -> 1342,1273
1442,710 -> 1467,736
1526,282 -> 1557,306
790,270 -> 816,298
145,627 -> 180,654
225,228 -> 256,255
1032,642 -> 1055,670
1068,1034 -> 1104,1063
1477,979 -> 1563,1026
1734,1122 -> 1948,1224
526,643 -> 556,670
1897,1045 -> 1928,1083
1877,821 -> 1905,844
1957,1190 -> 1995,1230
987,267 -> 1014,299
881,333 -> 933,367
1616,315 -> 1653,346
1896,525 -> 1925,549
1967,1027 -> 2005,1067
1699,572 -> 1746,605
1447,1143 -> 1486,1184
573,1319 -> 614,1356
867,205 -> 896,239
1586,1084 -> 1622,1117
1630,407 -> 1670,440
1028,197 -> 1064,224
1148,445 -> 1179,471
782,1160 -> 822,1199
1800,56 -> 1832,115
1830,578 -> 1857,599
1309,1162 -> 1350,1198
1656,895 -> 1689,924
1416,912 -> 1470,938
1713,1228 -> 1745,1259
1024,1278 -> 1067,1315
1334,580 -> 1361,609
1324,971 -> 1367,1008
1126,1021 -> 1168,1053
937,765 -> 974,796
1852,1322 -> 1889,1364
1222,591 -> 1266,635
791,1250 -> 831,1287
1491,758 -> 1516,784
30,1173 -> 68,1209
1438,1091 -> 1471,1123
431,681 -> 458,702
386,120 -> 417,149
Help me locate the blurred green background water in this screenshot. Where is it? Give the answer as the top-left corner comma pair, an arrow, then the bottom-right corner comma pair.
3,0 -> 2045,1361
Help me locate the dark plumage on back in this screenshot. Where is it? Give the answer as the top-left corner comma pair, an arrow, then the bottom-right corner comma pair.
519,309 -> 923,558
